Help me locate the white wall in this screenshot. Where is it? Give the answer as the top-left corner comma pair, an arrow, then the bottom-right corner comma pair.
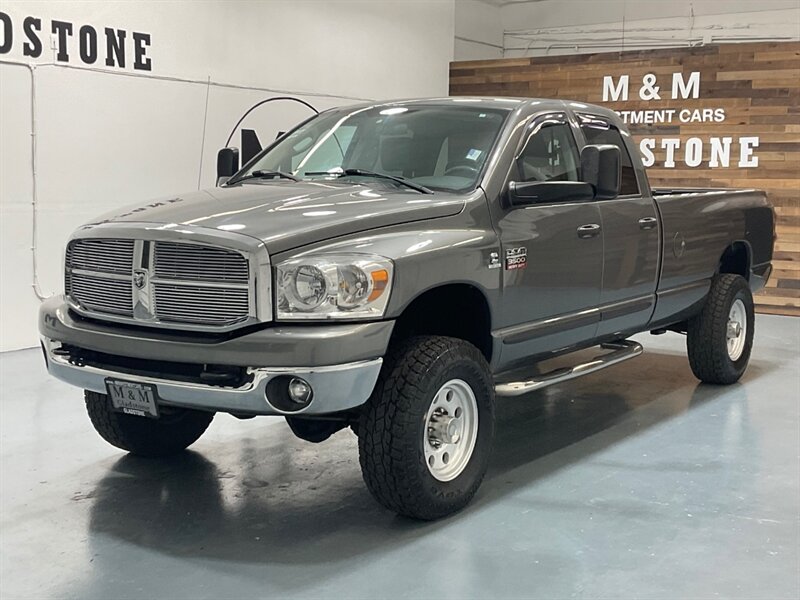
0,0 -> 455,351
501,0 -> 800,57
454,0 -> 503,60
454,0 -> 800,60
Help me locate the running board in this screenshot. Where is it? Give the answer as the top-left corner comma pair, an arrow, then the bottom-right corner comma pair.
494,340 -> 643,397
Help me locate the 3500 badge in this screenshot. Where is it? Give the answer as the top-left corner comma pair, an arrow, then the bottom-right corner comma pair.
505,247 -> 527,270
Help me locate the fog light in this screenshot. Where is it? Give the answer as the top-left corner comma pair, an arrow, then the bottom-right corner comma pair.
265,375 -> 314,412
287,377 -> 313,405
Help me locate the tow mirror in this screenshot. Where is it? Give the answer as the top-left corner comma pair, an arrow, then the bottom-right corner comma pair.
580,144 -> 620,199
508,180 -> 595,206
216,147 -> 240,186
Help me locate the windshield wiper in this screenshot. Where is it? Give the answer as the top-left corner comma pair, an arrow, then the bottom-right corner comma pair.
229,170 -> 300,185
305,168 -> 432,194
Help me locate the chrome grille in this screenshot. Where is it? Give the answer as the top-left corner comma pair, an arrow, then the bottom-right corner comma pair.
66,239 -> 134,275
65,237 -> 254,329
154,242 -> 249,283
153,284 -> 250,325
69,272 -> 133,316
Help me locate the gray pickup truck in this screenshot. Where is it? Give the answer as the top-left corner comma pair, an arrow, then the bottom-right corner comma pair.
40,98 -> 774,520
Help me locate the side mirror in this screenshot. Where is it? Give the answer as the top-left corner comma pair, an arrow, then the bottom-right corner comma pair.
216,147 -> 240,186
580,144 -> 620,199
508,180 -> 595,206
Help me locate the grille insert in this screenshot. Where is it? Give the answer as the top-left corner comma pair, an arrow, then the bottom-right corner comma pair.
154,242 -> 249,283
153,283 -> 250,325
66,239 -> 134,275
69,272 -> 133,316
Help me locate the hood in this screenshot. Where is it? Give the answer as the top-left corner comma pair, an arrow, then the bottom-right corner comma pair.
88,181 -> 466,254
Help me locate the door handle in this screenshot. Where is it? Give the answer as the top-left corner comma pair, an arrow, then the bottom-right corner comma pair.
638,216 -> 658,230
577,223 -> 601,239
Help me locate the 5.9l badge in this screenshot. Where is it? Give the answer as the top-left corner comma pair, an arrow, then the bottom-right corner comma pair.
505,247 -> 527,270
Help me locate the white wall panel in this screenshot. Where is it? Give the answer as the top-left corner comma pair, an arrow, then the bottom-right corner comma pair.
454,0 -> 800,60
501,0 -> 800,57
455,37 -> 503,61
0,65 -> 35,352
454,0 -> 503,60
501,0 -> 800,31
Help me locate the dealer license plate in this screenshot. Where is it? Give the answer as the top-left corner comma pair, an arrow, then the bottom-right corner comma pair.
105,379 -> 159,419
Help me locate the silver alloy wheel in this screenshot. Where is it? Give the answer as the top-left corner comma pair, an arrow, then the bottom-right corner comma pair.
423,378 -> 479,482
726,298 -> 747,361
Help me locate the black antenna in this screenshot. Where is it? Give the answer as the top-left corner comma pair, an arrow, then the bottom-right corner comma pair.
223,97 -> 319,148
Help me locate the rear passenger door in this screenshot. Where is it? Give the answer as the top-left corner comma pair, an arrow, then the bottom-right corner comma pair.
577,113 -> 660,336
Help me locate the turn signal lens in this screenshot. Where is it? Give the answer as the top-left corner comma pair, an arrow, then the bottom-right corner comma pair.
368,269 -> 389,302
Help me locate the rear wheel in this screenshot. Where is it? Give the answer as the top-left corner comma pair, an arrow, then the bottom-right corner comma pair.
358,336 -> 495,520
687,274 -> 754,384
85,391 -> 214,457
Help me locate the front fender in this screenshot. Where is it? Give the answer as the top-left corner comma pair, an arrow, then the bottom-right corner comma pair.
271,223 -> 501,320
270,190 -> 502,321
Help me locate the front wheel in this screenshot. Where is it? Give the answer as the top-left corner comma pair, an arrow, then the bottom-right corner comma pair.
85,391 -> 214,457
358,336 -> 495,520
687,273 -> 755,384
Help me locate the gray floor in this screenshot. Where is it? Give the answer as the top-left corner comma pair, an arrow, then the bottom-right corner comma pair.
1,315 -> 798,600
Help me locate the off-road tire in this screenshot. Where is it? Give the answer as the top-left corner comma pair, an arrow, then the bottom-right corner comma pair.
687,273 -> 754,384
85,390 -> 214,457
358,336 -> 495,520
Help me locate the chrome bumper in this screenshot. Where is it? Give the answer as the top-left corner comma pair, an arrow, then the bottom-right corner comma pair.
42,338 -> 382,416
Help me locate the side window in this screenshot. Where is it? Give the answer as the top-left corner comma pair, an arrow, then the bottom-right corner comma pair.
516,122 -> 580,183
579,119 -> 640,196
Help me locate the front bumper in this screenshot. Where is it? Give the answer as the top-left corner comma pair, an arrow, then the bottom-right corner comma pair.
40,297 -> 392,416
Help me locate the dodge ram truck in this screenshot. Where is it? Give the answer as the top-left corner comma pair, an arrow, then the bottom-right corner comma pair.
40,98 -> 774,520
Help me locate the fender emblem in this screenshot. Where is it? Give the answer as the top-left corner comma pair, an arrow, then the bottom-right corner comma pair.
505,247 -> 527,270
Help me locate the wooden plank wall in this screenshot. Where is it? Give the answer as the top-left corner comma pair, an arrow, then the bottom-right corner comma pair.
450,42 -> 800,316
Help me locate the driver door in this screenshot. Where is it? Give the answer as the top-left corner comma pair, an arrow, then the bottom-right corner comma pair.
493,114 -> 603,370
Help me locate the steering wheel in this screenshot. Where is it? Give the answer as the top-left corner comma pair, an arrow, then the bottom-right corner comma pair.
444,165 -> 480,178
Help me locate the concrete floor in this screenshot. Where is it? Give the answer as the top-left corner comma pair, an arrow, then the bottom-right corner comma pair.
1,315 -> 798,600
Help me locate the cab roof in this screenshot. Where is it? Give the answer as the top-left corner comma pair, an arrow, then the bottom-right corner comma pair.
341,96 -> 620,120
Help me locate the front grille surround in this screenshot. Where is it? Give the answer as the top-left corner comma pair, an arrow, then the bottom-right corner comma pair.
64,228 -> 271,331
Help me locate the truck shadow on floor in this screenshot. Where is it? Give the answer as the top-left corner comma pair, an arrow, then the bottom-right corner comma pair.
84,348 -> 766,571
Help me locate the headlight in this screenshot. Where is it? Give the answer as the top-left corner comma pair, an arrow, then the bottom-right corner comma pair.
276,254 -> 393,320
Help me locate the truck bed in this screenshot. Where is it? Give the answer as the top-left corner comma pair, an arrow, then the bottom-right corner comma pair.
648,187 -> 773,326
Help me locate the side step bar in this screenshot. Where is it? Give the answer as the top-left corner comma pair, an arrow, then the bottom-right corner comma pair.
494,340 -> 643,397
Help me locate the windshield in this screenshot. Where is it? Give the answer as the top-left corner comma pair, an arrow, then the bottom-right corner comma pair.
230,104 -> 510,193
